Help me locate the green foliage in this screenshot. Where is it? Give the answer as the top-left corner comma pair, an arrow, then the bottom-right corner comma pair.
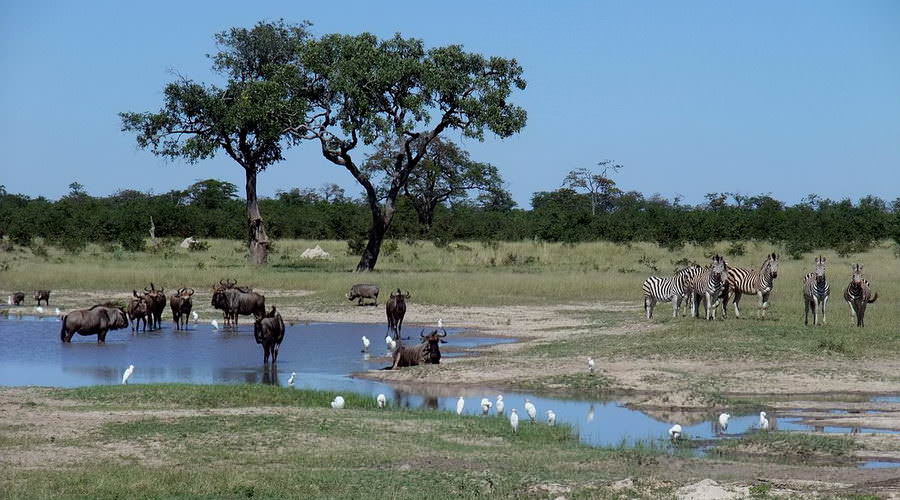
187,239 -> 210,252
726,241 -> 746,257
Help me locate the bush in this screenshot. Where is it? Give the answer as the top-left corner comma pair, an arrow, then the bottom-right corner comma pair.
725,241 -> 746,257
31,243 -> 49,258
784,239 -> 813,260
188,240 -> 210,252
346,235 -> 366,256
381,239 -> 398,256
120,234 -> 145,252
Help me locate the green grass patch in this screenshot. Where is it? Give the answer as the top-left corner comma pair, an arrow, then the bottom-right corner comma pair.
710,431 -> 859,459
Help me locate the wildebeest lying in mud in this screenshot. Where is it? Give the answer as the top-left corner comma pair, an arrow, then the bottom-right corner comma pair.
389,329 -> 447,370
254,306 -> 285,364
346,283 -> 379,306
60,305 -> 129,343
212,279 -> 266,327
169,288 -> 194,330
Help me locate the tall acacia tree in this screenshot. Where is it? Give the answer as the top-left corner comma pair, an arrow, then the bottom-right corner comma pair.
287,33 -> 527,271
120,21 -> 310,265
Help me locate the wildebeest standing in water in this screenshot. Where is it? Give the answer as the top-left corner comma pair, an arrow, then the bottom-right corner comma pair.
60,305 -> 128,343
11,292 -> 25,306
143,283 -> 166,330
212,279 -> 265,327
390,329 -> 447,369
33,290 -> 51,306
346,284 -> 379,306
170,288 -> 194,330
386,289 -> 410,338
128,291 -> 150,332
254,306 -> 285,364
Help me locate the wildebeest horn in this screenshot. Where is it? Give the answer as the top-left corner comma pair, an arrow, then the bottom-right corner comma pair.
420,329 -> 426,338
219,279 -> 226,286
133,290 -> 139,298
438,328 -> 447,337
390,290 -> 397,297
144,285 -> 151,292
188,288 -> 194,296
404,290 -> 410,299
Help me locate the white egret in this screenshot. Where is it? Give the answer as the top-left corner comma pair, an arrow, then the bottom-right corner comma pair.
331,396 -> 345,409
480,398 -> 493,415
456,397 -> 465,416
191,311 -> 199,322
524,399 -> 537,423
759,411 -> 770,431
718,413 -> 731,432
387,338 -> 397,353
495,395 -> 504,416
546,410 -> 557,426
54,308 -> 61,316
287,372 -> 296,387
669,424 -> 682,441
377,393 -> 386,408
35,306 -> 44,314
437,318 -> 443,329
122,365 -> 134,385
211,319 -> 219,330
509,409 -> 519,433
586,404 -> 595,423
6,296 -> 10,305
361,335 -> 370,352
588,357 -> 595,374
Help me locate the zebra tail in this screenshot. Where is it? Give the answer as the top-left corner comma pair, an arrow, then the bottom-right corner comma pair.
868,292 -> 878,304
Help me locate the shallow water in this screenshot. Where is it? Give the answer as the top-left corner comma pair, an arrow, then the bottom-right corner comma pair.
1,316 -> 897,467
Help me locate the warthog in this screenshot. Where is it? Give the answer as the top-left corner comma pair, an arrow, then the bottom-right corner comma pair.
143,283 -> 166,330
11,292 -> 25,306
60,305 -> 128,343
254,306 -> 285,364
346,284 -> 379,306
390,329 -> 447,369
169,288 -> 195,330
386,289 -> 410,337
33,290 -> 51,306
128,291 -> 150,332
212,279 -> 265,327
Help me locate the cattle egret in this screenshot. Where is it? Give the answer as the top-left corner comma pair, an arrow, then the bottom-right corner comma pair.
509,409 -> 519,433
361,335 -> 370,352
211,319 -> 219,330
588,357 -> 595,374
191,311 -> 199,321
437,318 -> 443,329
287,372 -> 296,387
587,404 -> 595,423
546,410 -> 557,426
524,399 -> 537,423
718,413 -> 731,432
6,296 -> 10,305
54,308 -> 61,316
669,424 -> 682,441
388,338 -> 397,352
377,393 -> 386,408
759,411 -> 770,431
331,396 -> 345,409
456,397 -> 465,415
35,306 -> 44,314
122,365 -> 134,385
495,395 -> 505,415
480,398 -> 493,415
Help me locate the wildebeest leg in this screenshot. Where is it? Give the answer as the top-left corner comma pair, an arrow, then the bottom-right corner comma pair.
98,329 -> 107,344
272,344 -> 279,364
263,343 -> 270,364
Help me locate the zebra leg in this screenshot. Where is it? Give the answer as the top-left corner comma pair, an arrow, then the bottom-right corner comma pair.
804,297 -> 810,326
847,301 -> 856,326
672,294 -> 680,318
644,296 -> 655,319
705,293 -> 713,321
732,292 -> 743,319
720,285 -> 729,320
822,295 -> 828,325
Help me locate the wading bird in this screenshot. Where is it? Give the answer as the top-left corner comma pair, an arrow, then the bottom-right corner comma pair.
438,318 -> 443,329
588,357 -> 595,375
377,394 -> 386,408
510,409 -> 519,433
287,372 -> 296,387
456,397 -> 465,415
495,395 -> 504,416
331,396 -> 345,409
759,411 -> 770,431
122,365 -> 134,385
669,424 -> 682,441
361,335 -> 370,352
211,319 -> 219,330
524,399 -> 537,423
546,410 -> 557,426
54,308 -> 61,316
35,306 -> 44,314
192,311 -> 199,322
481,398 -> 493,415
718,413 -> 730,432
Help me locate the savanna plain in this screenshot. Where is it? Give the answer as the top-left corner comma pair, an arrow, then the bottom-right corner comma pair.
2,239 -> 900,498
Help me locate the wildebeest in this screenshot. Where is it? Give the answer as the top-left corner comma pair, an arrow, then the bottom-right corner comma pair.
169,288 -> 195,330
11,292 -> 25,306
60,305 -> 128,343
844,263 -> 877,327
254,306 -> 285,364
212,279 -> 265,327
390,329 -> 447,369
386,289 -> 410,337
33,290 -> 51,306
128,291 -> 150,332
346,284 -> 380,306
143,283 -> 166,330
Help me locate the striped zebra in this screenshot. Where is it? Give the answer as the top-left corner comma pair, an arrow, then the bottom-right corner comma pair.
844,263 -> 878,327
721,253 -> 779,319
642,264 -> 702,319
803,256 -> 829,326
691,255 -> 726,320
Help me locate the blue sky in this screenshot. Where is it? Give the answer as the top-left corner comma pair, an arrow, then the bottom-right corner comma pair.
1,1 -> 898,207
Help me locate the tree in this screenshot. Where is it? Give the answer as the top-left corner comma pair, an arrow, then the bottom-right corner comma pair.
120,21 -> 310,265
366,137 -> 504,231
286,32 -> 526,271
182,179 -> 239,209
320,183 -> 346,203
562,160 -> 623,215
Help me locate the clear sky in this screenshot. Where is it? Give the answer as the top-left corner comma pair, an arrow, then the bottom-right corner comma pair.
1,1 -> 898,207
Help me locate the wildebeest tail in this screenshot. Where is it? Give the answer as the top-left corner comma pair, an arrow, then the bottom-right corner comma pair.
59,315 -> 68,341
868,292 -> 878,304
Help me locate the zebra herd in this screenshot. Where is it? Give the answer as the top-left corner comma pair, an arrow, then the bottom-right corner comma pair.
642,253 -> 879,327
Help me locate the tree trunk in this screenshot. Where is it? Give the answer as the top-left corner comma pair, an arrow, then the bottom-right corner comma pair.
244,167 -> 269,265
356,198 -> 394,272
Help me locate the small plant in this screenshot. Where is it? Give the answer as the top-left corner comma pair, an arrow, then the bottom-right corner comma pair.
346,235 -> 366,256
196,261 -> 206,270
188,240 -> 210,252
817,338 -> 847,354
749,484 -> 772,498
501,252 -> 519,266
480,239 -> 499,251
725,241 -> 745,257
638,254 -> 658,273
0,260 -> 10,272
31,243 -> 49,258
433,236 -> 451,249
617,267 -> 637,273
381,239 -> 399,256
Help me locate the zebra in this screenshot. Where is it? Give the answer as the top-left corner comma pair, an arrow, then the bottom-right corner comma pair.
642,264 -> 702,319
844,263 -> 877,327
803,256 -> 829,326
720,253 -> 779,319
691,255 -> 726,320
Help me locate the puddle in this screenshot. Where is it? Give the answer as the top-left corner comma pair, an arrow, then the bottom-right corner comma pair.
1,316 -> 898,468
860,460 -> 900,469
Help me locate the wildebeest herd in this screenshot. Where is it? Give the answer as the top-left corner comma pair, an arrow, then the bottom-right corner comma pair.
642,253 -> 879,326
8,280 -> 446,370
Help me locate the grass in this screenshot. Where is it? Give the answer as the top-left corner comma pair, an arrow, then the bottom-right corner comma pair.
709,431 -> 859,460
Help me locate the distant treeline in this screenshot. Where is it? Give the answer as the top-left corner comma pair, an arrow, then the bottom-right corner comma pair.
1,181 -> 898,257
